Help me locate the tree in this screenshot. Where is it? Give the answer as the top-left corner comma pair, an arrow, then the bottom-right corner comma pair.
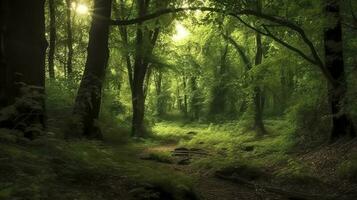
325,0 -> 355,141
129,0 -> 163,137
111,1 -> 356,141
0,0 -> 47,138
153,68 -> 165,117
65,0 -> 74,75
72,0 -> 112,139
48,0 -> 57,79
251,0 -> 267,135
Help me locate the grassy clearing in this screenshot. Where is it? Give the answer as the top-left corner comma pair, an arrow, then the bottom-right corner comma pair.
151,120 -> 319,185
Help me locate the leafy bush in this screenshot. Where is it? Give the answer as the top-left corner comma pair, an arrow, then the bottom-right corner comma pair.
286,95 -> 330,146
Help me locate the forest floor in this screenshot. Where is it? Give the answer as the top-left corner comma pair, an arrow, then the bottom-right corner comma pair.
1,118 -> 357,199
138,121 -> 357,200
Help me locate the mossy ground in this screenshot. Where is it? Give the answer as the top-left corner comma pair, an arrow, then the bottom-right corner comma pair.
150,120 -> 357,196
1,118 -> 357,199
0,129 -> 196,200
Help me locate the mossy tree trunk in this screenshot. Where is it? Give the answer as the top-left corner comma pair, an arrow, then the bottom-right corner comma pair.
325,0 -> 356,142
72,0 -> 112,139
0,0 -> 47,137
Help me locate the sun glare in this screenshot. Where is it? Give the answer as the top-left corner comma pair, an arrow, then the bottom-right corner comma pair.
71,2 -> 89,15
76,4 -> 89,15
172,23 -> 190,42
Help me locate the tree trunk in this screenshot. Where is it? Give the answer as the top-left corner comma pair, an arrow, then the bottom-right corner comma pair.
72,0 -> 112,139
183,76 -> 188,117
131,0 -> 161,137
115,0 -> 134,90
48,0 -> 56,79
190,76 -> 200,121
131,24 -> 147,137
209,44 -> 229,117
65,0 -> 74,75
253,0 -> 267,135
154,69 -> 164,116
0,0 -> 47,137
325,0 -> 356,142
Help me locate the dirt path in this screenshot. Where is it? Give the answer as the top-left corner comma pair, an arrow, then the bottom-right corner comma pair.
142,144 -> 287,200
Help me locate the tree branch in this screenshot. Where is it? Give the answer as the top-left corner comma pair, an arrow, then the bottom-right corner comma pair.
261,25 -> 317,65
222,34 -> 252,70
110,6 -> 337,86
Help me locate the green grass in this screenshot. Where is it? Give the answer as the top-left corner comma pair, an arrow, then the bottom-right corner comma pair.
0,129 -> 197,200
151,120 -> 316,184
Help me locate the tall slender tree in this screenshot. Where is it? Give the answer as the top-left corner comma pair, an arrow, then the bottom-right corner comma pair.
131,0 -> 161,137
252,0 -> 267,135
72,0 -> 112,138
65,0 -> 74,75
48,0 -> 57,79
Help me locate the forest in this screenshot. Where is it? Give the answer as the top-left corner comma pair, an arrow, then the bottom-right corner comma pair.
0,0 -> 357,199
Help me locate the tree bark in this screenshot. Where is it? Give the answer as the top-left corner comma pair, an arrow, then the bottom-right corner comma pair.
0,0 -> 47,136
190,76 -> 200,120
115,0 -> 134,90
72,0 -> 112,139
65,0 -> 74,76
131,0 -> 161,137
154,69 -> 164,116
48,0 -> 56,79
253,31 -> 267,135
209,44 -> 229,117
183,76 -> 188,117
325,0 -> 356,142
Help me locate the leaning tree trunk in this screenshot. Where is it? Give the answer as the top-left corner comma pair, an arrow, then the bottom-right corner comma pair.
0,0 -> 47,138
72,0 -> 112,139
325,0 -> 356,142
48,0 -> 56,79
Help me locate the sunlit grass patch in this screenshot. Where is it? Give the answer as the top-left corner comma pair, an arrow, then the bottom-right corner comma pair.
152,120 -> 299,177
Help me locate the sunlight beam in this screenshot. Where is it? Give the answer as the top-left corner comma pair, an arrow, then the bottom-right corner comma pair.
172,22 -> 190,42
71,2 -> 89,15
